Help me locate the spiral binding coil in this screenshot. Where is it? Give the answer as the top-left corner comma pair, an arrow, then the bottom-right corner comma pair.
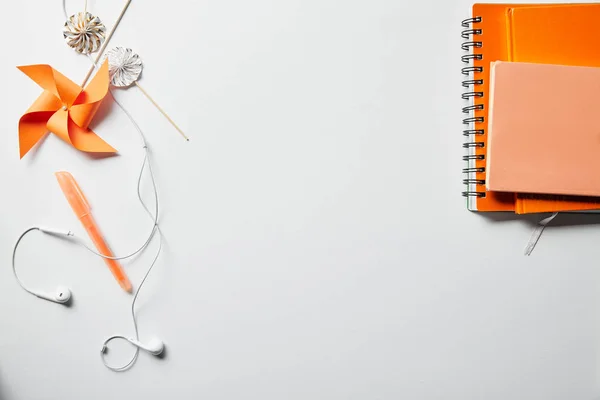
461,16 -> 485,198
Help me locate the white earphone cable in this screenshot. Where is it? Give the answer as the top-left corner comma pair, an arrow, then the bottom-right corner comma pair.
12,228 -> 50,298
98,88 -> 164,372
86,53 -> 165,371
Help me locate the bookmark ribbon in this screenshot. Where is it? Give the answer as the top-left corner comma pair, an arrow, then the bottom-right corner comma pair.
524,212 -> 559,256
17,60 -> 116,158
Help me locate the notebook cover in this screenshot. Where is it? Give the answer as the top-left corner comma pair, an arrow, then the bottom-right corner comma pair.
487,62 -> 600,197
464,3 -> 571,211
506,4 -> 600,213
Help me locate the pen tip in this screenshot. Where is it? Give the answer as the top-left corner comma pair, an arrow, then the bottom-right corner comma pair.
121,283 -> 133,294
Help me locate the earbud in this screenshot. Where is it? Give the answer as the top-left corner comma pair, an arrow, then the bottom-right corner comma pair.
32,287 -> 72,304
126,337 -> 165,355
38,227 -> 73,237
100,335 -> 165,371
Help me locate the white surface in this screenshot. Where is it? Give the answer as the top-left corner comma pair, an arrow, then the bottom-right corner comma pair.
1,0 -> 600,399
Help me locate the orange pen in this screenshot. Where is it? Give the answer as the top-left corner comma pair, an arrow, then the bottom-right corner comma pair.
56,171 -> 132,293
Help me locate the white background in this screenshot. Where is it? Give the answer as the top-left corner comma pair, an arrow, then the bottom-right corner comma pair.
1,0 -> 599,399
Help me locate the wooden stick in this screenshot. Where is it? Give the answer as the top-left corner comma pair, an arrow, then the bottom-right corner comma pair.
81,0 -> 132,87
135,82 -> 189,141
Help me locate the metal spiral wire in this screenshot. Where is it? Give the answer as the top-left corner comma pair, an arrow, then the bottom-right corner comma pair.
461,16 -> 485,198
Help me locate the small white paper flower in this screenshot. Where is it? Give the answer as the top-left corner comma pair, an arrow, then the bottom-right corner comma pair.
63,12 -> 106,54
105,47 -> 143,88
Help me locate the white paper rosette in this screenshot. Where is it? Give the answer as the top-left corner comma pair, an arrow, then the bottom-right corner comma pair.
105,47 -> 144,88
63,12 -> 106,54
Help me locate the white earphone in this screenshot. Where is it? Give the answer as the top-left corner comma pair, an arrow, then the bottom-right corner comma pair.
99,336 -> 165,371
101,336 -> 165,356
13,226 -> 165,371
128,337 -> 165,355
32,286 -> 72,304
12,228 -> 75,306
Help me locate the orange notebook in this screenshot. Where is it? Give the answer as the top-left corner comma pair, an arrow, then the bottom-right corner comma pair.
487,62 -> 600,197
461,3 -> 600,212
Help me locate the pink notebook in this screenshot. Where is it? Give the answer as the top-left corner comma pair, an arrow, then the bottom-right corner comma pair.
486,61 -> 600,197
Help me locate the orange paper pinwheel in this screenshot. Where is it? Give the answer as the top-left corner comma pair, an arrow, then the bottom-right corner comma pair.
17,60 -> 116,158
